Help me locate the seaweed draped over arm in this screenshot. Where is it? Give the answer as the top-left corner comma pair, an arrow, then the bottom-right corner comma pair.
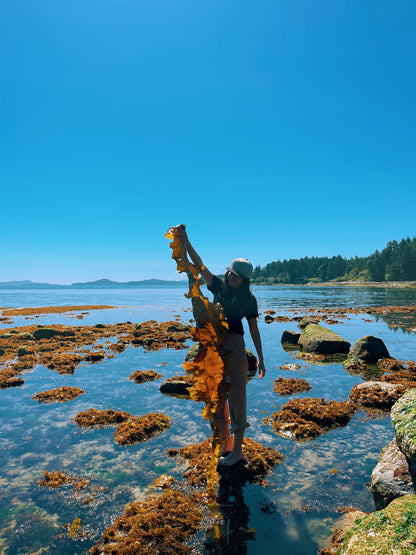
165,225 -> 228,421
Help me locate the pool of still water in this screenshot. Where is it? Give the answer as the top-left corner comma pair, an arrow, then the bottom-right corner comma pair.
0,285 -> 415,554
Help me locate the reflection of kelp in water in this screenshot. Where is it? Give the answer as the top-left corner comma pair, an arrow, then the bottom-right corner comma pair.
166,225 -> 229,495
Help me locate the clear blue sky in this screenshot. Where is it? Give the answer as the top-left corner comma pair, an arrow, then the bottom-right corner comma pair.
1,1 -> 415,283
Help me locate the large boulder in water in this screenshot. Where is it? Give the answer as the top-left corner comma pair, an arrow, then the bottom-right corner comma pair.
370,438 -> 415,510
298,323 -> 350,354
391,389 -> 416,481
348,335 -> 390,363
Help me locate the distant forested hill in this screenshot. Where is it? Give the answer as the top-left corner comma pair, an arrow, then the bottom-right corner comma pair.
252,237 -> 416,284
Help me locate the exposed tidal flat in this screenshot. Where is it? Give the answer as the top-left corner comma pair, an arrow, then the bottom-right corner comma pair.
0,286 -> 416,554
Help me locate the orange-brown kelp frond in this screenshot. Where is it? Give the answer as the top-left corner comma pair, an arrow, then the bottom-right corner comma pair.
166,225 -> 228,420
90,489 -> 205,555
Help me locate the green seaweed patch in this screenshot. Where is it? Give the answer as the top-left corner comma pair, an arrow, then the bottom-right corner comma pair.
336,495 -> 416,554
391,389 -> 416,463
129,369 -> 163,384
114,413 -> 171,446
265,397 -> 356,440
32,386 -> 85,403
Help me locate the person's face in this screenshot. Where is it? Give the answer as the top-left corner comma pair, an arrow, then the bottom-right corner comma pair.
227,271 -> 243,289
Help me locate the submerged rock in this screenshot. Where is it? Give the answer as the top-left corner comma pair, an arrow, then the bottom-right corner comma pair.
391,389 -> 416,480
332,494 -> 416,554
370,438 -> 415,510
348,335 -> 390,363
298,324 -> 350,354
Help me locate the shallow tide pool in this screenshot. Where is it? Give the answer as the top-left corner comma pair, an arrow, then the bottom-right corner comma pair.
0,286 -> 415,554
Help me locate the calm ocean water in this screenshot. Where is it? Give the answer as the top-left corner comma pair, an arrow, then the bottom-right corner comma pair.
1,286 -> 415,554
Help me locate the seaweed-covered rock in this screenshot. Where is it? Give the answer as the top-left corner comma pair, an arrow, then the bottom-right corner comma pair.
319,508 -> 369,555
114,413 -> 171,445
265,397 -> 355,441
333,494 -> 416,554
298,324 -> 350,354
297,316 -> 320,330
273,377 -> 312,396
350,381 -> 406,410
370,438 -> 415,510
129,369 -> 163,383
33,328 -> 59,340
166,437 -> 282,487
160,376 -> 193,397
281,330 -> 301,345
90,489 -> 205,554
32,386 -> 85,404
391,389 -> 416,480
348,335 -> 390,363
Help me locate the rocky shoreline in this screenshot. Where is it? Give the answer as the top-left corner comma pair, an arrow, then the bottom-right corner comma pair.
254,280 -> 416,288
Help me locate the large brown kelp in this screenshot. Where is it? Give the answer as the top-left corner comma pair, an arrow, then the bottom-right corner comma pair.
166,225 -> 230,495
166,225 -> 228,421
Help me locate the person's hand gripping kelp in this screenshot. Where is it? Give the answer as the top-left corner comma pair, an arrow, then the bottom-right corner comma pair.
177,225 -> 267,468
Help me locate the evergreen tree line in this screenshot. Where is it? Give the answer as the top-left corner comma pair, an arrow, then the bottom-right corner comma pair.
251,237 -> 416,284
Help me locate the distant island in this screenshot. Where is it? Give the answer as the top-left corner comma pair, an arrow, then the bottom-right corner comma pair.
0,278 -> 187,289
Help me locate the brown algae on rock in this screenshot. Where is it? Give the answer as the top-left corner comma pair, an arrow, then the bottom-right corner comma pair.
89,489 -> 205,554
74,408 -> 131,428
32,386 -> 85,403
273,377 -> 312,396
265,398 -> 356,440
128,369 -> 163,383
114,413 -> 171,446
167,438 -> 283,487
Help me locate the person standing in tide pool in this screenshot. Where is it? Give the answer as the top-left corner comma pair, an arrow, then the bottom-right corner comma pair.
180,225 -> 266,468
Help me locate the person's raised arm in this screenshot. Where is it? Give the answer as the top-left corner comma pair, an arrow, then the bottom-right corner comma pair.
247,317 -> 266,378
180,226 -> 213,287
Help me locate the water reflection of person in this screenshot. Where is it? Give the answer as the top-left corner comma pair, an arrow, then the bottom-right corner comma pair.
180,225 -> 266,468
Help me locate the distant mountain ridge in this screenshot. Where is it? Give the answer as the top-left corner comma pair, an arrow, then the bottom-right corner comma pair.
0,278 -> 187,289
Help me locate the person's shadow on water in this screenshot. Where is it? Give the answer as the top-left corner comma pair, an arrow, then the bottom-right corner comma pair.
202,464 -> 319,555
